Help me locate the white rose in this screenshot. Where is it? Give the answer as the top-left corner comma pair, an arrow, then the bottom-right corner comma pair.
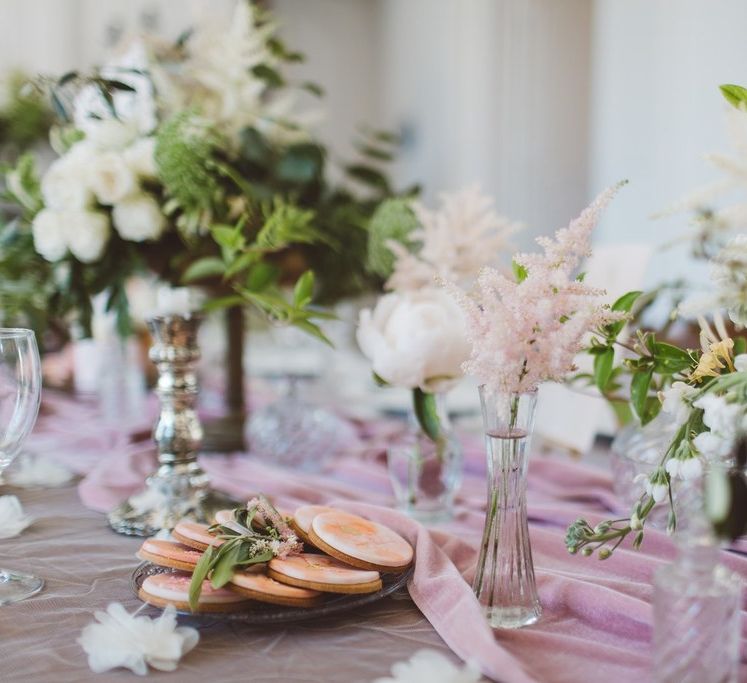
123,137 -> 157,179
112,193 -> 166,242
89,152 -> 137,205
84,118 -> 138,151
41,145 -> 96,210
31,209 -> 68,261
660,381 -> 696,426
356,288 -> 470,391
64,210 -> 110,263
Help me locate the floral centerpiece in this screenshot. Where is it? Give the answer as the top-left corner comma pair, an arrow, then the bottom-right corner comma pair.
1,0 -> 399,343
444,183 -> 625,628
356,188 -> 518,521
567,86 -> 747,560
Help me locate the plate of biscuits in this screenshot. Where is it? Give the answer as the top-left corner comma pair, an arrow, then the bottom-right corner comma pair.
131,500 -> 415,624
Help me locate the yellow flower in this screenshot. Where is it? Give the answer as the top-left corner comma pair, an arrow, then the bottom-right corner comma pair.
709,338 -> 735,371
690,351 -> 725,382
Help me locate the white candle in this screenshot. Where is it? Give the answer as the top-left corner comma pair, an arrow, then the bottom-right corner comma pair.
156,286 -> 195,316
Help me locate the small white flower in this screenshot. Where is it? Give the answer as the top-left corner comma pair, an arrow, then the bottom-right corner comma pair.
7,453 -> 74,488
693,394 -> 742,439
693,430 -> 734,459
665,454 -> 703,481
31,209 -> 68,261
735,353 -> 747,372
112,193 -> 166,242
372,649 -> 484,683
0,495 -> 33,539
89,152 -> 137,205
65,210 -> 111,263
123,137 -> 158,179
78,603 -> 199,675
660,381 -> 697,426
649,482 -> 669,503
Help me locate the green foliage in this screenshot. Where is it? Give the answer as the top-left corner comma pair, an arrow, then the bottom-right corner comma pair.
3,153 -> 43,215
0,73 -> 53,160
512,260 -> 528,283
155,111 -> 223,227
413,388 -> 441,442
366,198 -> 419,278
255,198 -> 324,250
720,83 -> 747,109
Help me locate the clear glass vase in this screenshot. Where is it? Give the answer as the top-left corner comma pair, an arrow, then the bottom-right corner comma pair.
472,386 -> 541,629
387,392 -> 462,524
652,519 -> 742,683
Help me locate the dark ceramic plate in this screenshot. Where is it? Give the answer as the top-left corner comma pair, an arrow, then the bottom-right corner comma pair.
131,561 -> 413,625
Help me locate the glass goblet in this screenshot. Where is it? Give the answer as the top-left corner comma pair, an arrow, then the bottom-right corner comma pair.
0,328 -> 43,605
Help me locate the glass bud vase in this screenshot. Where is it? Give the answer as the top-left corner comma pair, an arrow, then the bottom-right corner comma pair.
387,392 -> 463,524
473,386 -> 541,629
652,520 -> 742,683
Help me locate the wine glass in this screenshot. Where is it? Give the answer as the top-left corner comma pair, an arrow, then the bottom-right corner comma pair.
0,328 -> 43,605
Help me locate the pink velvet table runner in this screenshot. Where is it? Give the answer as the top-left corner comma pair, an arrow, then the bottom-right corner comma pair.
25,392 -> 747,683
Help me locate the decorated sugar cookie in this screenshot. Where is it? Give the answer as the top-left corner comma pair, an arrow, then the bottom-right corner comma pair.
172,520 -> 224,551
139,572 -> 250,613
268,553 -> 382,594
229,570 -> 323,608
136,539 -> 203,572
307,511 -> 413,573
291,504 -> 336,545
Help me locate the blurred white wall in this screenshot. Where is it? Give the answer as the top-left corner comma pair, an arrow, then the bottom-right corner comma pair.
2,0 -> 746,271
589,0 -> 747,285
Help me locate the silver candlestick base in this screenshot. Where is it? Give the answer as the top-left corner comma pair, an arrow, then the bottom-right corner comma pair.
108,313 -> 239,537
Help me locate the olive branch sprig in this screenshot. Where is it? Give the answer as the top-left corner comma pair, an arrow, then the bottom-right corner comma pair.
187,495 -> 302,610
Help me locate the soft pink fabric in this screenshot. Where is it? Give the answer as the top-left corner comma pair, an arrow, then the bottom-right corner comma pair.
28,391 -> 747,683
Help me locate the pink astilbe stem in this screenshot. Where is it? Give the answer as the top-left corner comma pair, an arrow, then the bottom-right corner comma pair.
443,182 -> 628,395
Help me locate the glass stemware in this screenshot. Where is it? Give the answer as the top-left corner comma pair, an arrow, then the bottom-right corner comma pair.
0,328 -> 43,605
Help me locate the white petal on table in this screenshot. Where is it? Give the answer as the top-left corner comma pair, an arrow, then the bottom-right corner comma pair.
6,454 -> 74,489
372,649 -> 485,683
0,496 -> 33,539
78,603 -> 199,676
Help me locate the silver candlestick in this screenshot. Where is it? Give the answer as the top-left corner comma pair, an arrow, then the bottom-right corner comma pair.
108,313 -> 238,536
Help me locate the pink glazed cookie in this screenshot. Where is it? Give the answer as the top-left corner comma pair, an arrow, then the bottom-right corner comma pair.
136,539 -> 203,572
228,570 -> 323,608
268,554 -> 382,594
172,520 -> 224,551
139,572 -> 250,613
291,505 -> 336,545
307,511 -> 413,573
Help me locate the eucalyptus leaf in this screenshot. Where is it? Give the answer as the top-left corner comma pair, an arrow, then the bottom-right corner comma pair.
631,369 -> 653,422
720,84 -> 747,109
182,257 -> 226,283
189,544 -> 216,610
593,346 -> 615,392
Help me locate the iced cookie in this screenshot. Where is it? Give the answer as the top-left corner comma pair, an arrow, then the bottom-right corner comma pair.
172,520 -> 224,551
136,539 -> 203,572
291,505 -> 336,545
139,572 -> 250,613
307,511 -> 413,573
268,553 -> 382,594
228,569 -> 323,608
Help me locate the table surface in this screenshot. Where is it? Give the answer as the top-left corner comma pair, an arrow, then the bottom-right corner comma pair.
0,482 -> 457,683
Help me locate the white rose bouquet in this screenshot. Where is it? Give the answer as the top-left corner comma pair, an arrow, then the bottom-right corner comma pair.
1,0 -> 400,341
